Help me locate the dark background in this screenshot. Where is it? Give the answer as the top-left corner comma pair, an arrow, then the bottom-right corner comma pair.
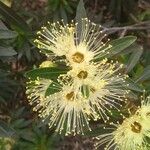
0,0 -> 150,149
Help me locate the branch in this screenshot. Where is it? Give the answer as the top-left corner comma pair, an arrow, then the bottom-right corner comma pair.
102,21 -> 150,34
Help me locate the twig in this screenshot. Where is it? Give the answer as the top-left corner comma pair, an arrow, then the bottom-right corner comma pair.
102,21 -> 150,34
93,0 -> 98,14
119,29 -> 127,38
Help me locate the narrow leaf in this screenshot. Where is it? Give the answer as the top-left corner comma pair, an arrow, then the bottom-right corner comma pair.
76,0 -> 87,40
0,1 -> 30,33
0,20 -> 8,30
76,0 -> 86,20
136,65 -> 150,82
60,6 -> 68,24
25,67 -> 69,80
45,82 -> 61,96
108,36 -> 137,56
0,46 -> 17,56
126,44 -> 143,73
0,29 -> 18,39
126,78 -> 144,92
96,36 -> 137,60
0,120 -> 15,138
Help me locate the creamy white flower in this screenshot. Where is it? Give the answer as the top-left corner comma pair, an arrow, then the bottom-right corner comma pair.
136,96 -> 150,118
60,62 -> 98,89
58,59 -> 129,122
87,61 -> 129,121
26,78 -> 94,135
135,96 -> 150,131
34,18 -> 112,66
95,115 -> 150,150
30,18 -> 133,136
26,77 -> 52,106
65,42 -> 95,67
35,22 -> 75,57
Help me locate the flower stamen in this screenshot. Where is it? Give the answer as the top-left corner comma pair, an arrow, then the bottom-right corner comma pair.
90,87 -> 96,93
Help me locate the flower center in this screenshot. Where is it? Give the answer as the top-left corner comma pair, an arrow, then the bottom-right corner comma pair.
131,121 -> 142,133
72,52 -> 84,63
146,112 -> 150,116
66,91 -> 75,101
136,111 -> 140,116
77,71 -> 88,79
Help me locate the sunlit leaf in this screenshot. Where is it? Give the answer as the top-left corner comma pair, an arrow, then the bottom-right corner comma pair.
25,67 -> 69,80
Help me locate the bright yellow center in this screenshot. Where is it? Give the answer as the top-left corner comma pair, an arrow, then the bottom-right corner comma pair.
72,52 -> 84,63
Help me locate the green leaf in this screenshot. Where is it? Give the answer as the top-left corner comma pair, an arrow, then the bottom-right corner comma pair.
64,0 -> 73,14
0,1 -> 30,33
0,20 -> 8,30
0,29 -> 18,39
0,120 -> 15,138
12,119 -> 31,129
76,0 -> 87,20
136,65 -> 150,82
81,85 -> 90,98
0,95 -> 6,104
95,36 -> 137,60
76,0 -> 87,40
45,82 -> 61,96
0,46 -> 17,56
108,36 -> 137,56
18,42 -> 32,61
25,67 -> 69,80
85,124 -> 108,137
126,78 -> 144,92
60,6 -> 68,24
126,44 -> 143,73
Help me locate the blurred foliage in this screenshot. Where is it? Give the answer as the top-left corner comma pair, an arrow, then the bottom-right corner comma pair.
47,0 -> 78,22
0,0 -> 149,149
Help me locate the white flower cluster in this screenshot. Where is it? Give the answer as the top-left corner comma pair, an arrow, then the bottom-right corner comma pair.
27,18 -> 129,135
95,96 -> 150,150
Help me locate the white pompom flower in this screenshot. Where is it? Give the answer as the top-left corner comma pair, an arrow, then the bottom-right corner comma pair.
26,77 -> 52,106
28,18 -> 134,136
136,96 -> 150,119
26,78 -> 96,135
95,115 -> 150,150
135,95 -> 150,131
34,18 -> 112,66
59,59 -> 129,122
87,61 -> 129,121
